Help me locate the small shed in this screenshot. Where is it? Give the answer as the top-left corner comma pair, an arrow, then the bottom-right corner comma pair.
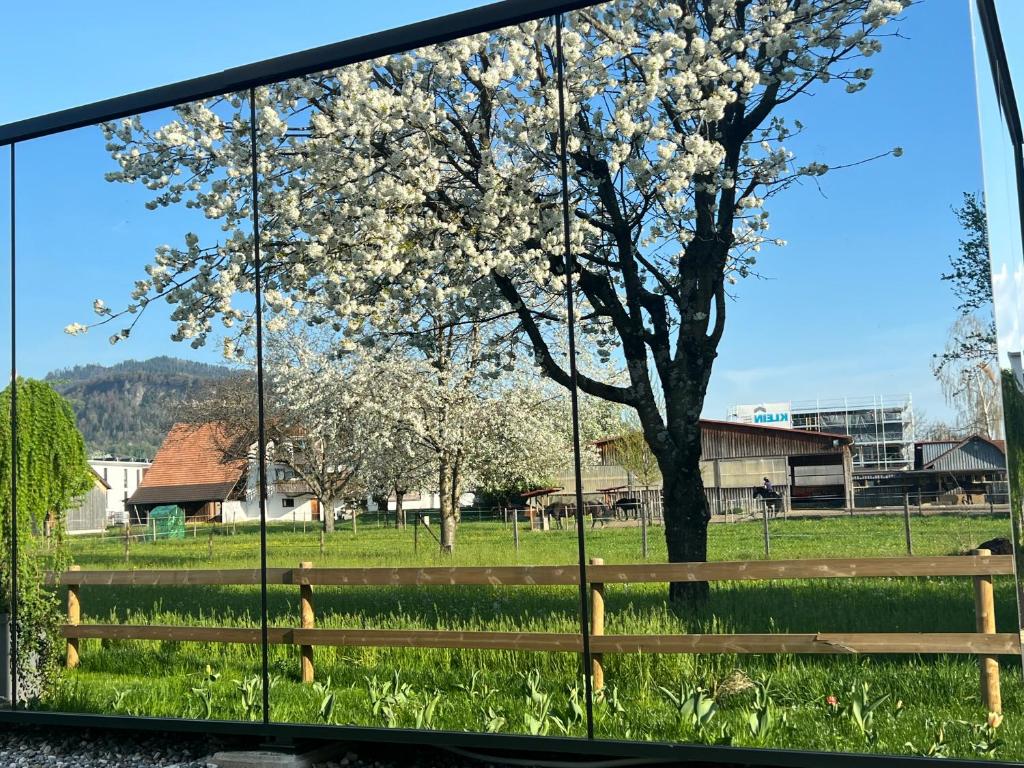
62,467 -> 111,534
911,435 -> 1008,504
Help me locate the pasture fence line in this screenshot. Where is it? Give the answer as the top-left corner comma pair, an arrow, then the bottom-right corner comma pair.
50,552 -> 1015,712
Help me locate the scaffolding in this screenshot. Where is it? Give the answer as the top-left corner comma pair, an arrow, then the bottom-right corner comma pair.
790,394 -> 915,472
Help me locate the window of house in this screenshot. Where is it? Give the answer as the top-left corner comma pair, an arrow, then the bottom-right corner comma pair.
282,498 -> 295,508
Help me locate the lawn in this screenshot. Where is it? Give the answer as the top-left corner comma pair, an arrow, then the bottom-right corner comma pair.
31,512 -> 1024,760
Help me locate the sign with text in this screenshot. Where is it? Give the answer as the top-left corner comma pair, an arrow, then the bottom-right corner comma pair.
728,402 -> 794,429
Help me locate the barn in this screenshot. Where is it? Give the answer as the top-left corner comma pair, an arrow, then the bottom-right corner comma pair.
560,419 -> 855,515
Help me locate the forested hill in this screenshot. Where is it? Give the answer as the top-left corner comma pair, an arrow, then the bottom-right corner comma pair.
45,357 -> 233,459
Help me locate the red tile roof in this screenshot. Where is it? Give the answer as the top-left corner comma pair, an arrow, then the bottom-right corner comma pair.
129,422 -> 246,506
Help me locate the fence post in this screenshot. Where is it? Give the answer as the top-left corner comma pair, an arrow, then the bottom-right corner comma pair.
208,528 -> 214,560
589,557 -> 605,691
762,505 -> 770,559
319,530 -> 325,558
971,548 -> 1001,714
299,561 -> 315,684
903,493 -> 913,556
512,508 -> 520,552
640,502 -> 649,559
124,522 -> 130,564
66,565 -> 81,669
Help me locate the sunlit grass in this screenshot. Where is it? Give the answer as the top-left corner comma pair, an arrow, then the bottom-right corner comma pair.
33,512 -> 1024,759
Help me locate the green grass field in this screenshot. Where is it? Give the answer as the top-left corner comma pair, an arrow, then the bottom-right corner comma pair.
32,512 -> 1024,760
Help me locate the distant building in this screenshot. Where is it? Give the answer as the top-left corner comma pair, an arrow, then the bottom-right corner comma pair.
732,395 -> 915,473
367,490 -> 475,515
128,423 -> 322,524
62,467 -> 111,534
557,419 -> 856,513
88,457 -> 152,523
854,434 -> 1008,507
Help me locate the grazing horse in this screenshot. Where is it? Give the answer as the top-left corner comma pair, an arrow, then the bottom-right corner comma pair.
545,500 -> 617,529
587,500 -> 617,529
614,497 -> 642,521
546,502 -> 575,530
753,486 -> 783,519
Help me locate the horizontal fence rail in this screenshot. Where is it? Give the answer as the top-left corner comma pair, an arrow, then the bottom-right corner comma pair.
59,625 -> 1021,656
50,552 -> 1016,712
45,555 -> 1015,587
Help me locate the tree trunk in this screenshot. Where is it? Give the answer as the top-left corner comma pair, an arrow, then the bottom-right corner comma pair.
372,492 -> 389,524
394,488 -> 406,529
438,458 -> 457,553
322,495 -> 335,534
658,446 -> 711,605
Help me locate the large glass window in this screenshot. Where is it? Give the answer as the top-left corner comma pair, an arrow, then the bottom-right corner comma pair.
0,0 -> 1022,761
11,96 -> 264,721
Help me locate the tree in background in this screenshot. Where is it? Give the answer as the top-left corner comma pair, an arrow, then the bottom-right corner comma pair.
913,407 -> 964,442
934,316 -> 1004,439
0,379 -> 92,701
935,193 -> 997,369
81,0 -> 911,600
933,194 -> 1003,438
616,423 -> 662,493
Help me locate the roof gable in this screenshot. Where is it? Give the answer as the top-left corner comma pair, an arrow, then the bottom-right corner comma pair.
923,435 -> 1006,472
129,422 -> 246,505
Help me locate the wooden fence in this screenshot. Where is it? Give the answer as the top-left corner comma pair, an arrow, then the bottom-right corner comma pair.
49,550 -> 1015,712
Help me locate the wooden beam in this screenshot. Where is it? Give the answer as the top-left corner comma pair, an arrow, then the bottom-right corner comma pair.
588,556 -> 1015,584
61,624 -> 293,644
289,565 -> 581,587
589,632 -> 1022,655
45,556 -> 1012,589
59,625 -> 1021,656
46,569 -> 292,587
290,628 -> 585,652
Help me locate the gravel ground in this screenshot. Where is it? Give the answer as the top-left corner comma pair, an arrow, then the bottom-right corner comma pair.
0,726 -> 218,768
0,725 -> 758,768
0,726 -> 490,768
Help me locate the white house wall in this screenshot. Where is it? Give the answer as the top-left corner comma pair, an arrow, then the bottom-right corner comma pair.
368,491 -> 475,513
89,460 -> 151,522
221,494 -> 318,523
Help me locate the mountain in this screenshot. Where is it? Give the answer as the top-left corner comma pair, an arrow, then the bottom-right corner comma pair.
45,356 -> 234,459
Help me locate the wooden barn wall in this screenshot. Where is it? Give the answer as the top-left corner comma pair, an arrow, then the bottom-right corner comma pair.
66,486 -> 108,533
701,426 -> 845,460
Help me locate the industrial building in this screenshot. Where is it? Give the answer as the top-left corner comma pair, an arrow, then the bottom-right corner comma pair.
729,395 -> 916,473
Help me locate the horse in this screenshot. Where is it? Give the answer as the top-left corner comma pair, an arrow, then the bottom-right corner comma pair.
753,486 -> 783,519
546,502 -> 576,530
545,500 -> 617,529
613,497 -> 642,521
587,500 -> 617,529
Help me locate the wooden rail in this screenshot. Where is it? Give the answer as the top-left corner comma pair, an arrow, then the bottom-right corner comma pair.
53,553 -> 1015,712
45,555 -> 1014,587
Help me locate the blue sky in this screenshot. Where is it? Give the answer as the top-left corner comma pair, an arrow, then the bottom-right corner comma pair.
0,0 -> 1017,425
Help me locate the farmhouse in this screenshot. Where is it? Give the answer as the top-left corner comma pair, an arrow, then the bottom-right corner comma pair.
558,419 -> 855,514
128,422 -> 322,524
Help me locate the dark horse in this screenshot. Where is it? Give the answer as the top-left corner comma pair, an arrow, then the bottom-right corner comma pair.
753,486 -> 783,519
545,500 -> 617,529
614,497 -> 642,520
